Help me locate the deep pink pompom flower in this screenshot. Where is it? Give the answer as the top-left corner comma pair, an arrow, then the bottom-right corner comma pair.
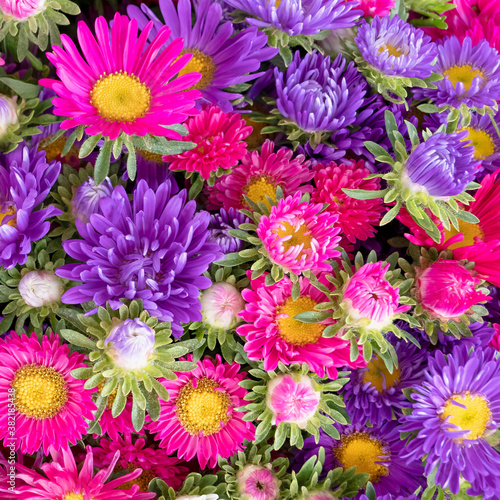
356,0 -> 395,17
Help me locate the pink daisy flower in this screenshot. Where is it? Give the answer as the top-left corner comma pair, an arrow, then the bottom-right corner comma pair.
399,169 -> 500,287
164,105 -> 252,180
12,445 -> 155,500
356,0 -> 395,17
40,13 -> 200,141
95,396 -> 135,441
257,191 -> 342,275
148,355 -> 255,469
207,139 -> 313,210
0,332 -> 96,455
92,434 -> 189,491
311,160 -> 385,243
237,272 -> 364,378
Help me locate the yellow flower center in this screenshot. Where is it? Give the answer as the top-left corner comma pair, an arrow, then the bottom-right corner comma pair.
275,221 -> 312,252
444,218 -> 484,250
443,65 -> 485,91
12,364 -> 68,419
441,392 -> 490,441
178,49 -> 216,91
176,377 -> 231,436
0,204 -> 16,227
378,44 -> 404,57
63,493 -> 84,500
274,0 -> 282,7
334,432 -> 389,484
363,355 -> 401,393
137,149 -> 164,164
116,462 -> 156,492
458,126 -> 496,160
276,296 -> 325,346
91,71 -> 151,123
38,135 -> 80,163
243,176 -> 278,208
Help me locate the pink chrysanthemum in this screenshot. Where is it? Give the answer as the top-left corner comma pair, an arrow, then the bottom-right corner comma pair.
207,139 -> 313,210
356,0 -> 395,17
399,169 -> 500,287
164,105 -> 252,179
0,332 -> 96,455
415,260 -> 490,322
95,398 -> 135,441
257,191 -> 342,275
342,262 -> 411,330
311,160 -> 385,243
148,355 -> 255,469
237,465 -> 280,500
237,272 -> 364,378
92,434 -> 189,491
40,13 -> 200,141
12,446 -> 154,500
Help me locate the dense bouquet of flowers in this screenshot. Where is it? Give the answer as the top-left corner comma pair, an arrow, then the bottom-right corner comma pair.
0,0 -> 499,499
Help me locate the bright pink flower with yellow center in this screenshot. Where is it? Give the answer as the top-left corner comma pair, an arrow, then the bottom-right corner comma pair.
237,272 -> 364,378
257,191 -> 341,275
342,262 -> 410,330
165,105 -> 252,179
415,260 -> 490,322
40,13 -> 201,141
311,160 -> 385,243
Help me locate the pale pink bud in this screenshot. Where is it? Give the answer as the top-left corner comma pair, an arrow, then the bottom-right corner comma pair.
0,0 -> 46,21
236,464 -> 280,500
200,282 -> 245,330
18,270 -> 63,307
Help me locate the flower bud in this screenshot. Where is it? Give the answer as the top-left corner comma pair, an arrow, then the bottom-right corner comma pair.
236,464 -> 280,500
72,178 -> 113,224
200,282 -> 245,330
104,318 -> 155,371
18,270 -> 63,307
0,94 -> 18,136
0,0 -> 46,21
266,374 -> 320,429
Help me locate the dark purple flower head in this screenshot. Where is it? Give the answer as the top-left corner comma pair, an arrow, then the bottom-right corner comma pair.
401,344 -> 500,498
208,207 -> 250,254
413,36 -> 500,109
127,0 -> 277,112
275,51 -> 367,133
403,131 -> 480,197
223,0 -> 362,36
0,144 -> 61,269
355,15 -> 437,79
56,180 -> 223,338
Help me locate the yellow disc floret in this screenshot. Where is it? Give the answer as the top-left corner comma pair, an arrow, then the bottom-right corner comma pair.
12,364 -> 68,419
275,221 -> 312,252
176,377 -> 231,436
441,392 -> 491,441
458,126 -> 496,160
63,493 -> 84,500
276,296 -> 325,346
444,218 -> 484,250
117,463 -> 156,491
378,44 -> 404,57
0,204 -> 16,228
243,176 -> 278,208
443,65 -> 484,92
178,49 -> 216,91
91,71 -> 151,122
363,355 -> 401,393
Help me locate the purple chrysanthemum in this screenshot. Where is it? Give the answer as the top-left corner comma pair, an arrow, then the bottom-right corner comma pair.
401,345 -> 500,499
275,51 -> 367,133
355,15 -> 437,78
344,339 -> 427,426
295,421 -> 424,498
56,180 -> 222,338
0,144 -> 61,269
413,36 -> 500,109
127,0 -> 277,112
208,208 -> 250,254
222,0 -> 362,36
402,131 -> 480,197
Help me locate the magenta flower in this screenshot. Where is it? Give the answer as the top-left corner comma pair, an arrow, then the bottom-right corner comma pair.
342,262 -> 410,330
257,191 -> 341,275
415,260 -> 490,322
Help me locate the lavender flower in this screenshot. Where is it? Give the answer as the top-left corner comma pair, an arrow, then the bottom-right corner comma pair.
208,207 -> 250,254
71,178 -> 113,224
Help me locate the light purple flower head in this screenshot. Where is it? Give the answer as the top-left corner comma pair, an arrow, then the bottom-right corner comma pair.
0,144 -> 61,269
104,318 -> 155,371
0,94 -> 18,135
222,0 -> 362,36
275,51 -> 367,133
208,207 -> 250,254
71,178 -> 113,224
56,179 -> 223,338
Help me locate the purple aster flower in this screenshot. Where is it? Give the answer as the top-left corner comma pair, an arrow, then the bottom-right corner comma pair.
56,179 -> 223,338
208,207 -> 250,254
0,144 -> 61,269
486,286 -> 500,323
222,0 -> 362,36
294,421 -> 424,498
344,339 -> 427,426
127,0 -> 277,112
401,345 -> 500,499
355,15 -> 437,79
413,36 -> 500,109
72,178 -> 113,224
275,50 -> 367,133
402,131 -> 480,197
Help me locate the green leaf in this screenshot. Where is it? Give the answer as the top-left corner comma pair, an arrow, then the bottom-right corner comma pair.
214,252 -> 253,267
112,383 -> 127,417
0,77 -> 40,99
78,134 -> 102,159
70,367 -> 94,379
131,401 -> 145,432
94,140 -> 113,185
151,377 -> 169,402
455,209 -> 479,224
294,311 -> 331,323
59,329 -> 95,350
342,188 -> 387,200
